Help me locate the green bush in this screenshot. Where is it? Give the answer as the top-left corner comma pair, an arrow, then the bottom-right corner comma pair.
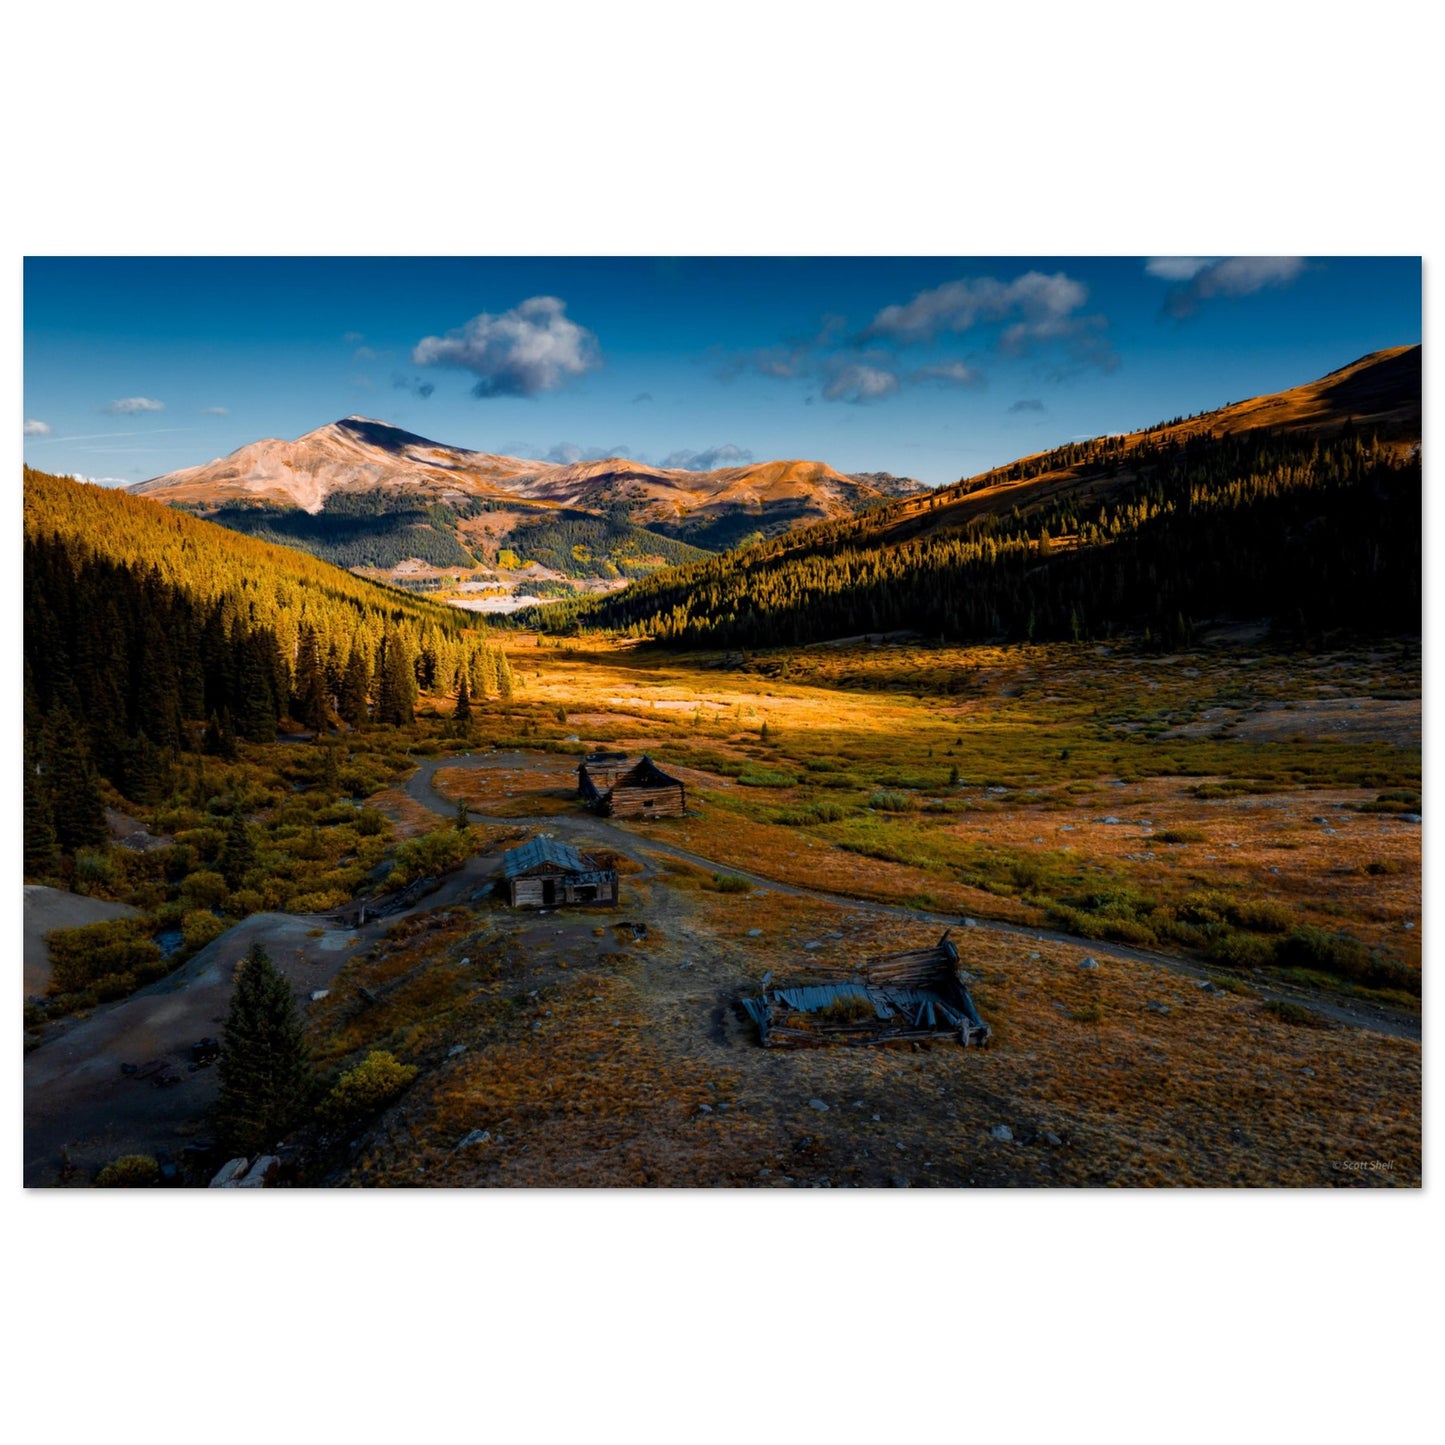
1154,828 -> 1205,844
1274,926 -> 1372,981
74,847 -> 121,894
286,888 -> 351,913
1231,899 -> 1294,934
387,828 -> 472,887
180,870 -> 230,910
1206,931 -> 1277,969
869,790 -> 914,813
708,873 -> 750,893
1262,999 -> 1330,1029
96,1154 -> 161,1187
320,1050 -> 418,1123
737,767 -> 797,788
354,809 -> 390,843
182,910 -> 227,950
47,918 -> 164,996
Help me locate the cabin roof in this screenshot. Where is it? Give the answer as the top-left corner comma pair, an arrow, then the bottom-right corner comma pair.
615,754 -> 684,790
502,837 -> 592,878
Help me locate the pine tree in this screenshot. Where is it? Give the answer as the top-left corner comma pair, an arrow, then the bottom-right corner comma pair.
203,708 -> 239,761
339,647 -> 370,729
455,797 -> 470,832
24,759 -> 57,876
218,812 -> 257,890
293,623 -> 329,733
494,648 -> 515,701
236,633 -> 279,743
213,944 -> 313,1156
375,631 -> 416,726
41,710 -> 108,854
454,671 -> 471,722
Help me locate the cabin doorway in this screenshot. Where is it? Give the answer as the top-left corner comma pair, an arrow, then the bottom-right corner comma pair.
542,879 -> 558,906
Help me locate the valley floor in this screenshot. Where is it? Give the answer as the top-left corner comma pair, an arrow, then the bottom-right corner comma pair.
23,634 -> 1422,1187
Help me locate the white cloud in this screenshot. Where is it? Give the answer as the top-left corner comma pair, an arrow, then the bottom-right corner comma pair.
1145,257 -> 1217,281
822,361 -> 900,404
865,271 -> 1089,344
102,396 -> 164,415
201,406 -> 229,417
910,361 -> 984,388
660,444 -> 755,471
1161,256 -> 1306,316
413,296 -> 601,398
24,418 -> 51,436
1194,256 -> 1305,297
545,442 -> 632,465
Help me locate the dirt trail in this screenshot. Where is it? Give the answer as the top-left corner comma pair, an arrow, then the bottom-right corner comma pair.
405,751 -> 1421,1043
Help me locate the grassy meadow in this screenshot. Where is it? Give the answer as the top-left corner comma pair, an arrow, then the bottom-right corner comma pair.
31,628 -> 1421,1187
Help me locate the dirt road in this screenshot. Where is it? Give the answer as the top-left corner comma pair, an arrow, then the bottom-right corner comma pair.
22,856 -> 501,1186
404,750 -> 1421,1043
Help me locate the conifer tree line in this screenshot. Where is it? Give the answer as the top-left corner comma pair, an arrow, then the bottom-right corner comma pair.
526,428 -> 1420,650
24,469 -> 517,857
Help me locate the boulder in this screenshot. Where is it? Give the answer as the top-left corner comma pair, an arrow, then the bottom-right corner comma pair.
208,1157 -> 250,1188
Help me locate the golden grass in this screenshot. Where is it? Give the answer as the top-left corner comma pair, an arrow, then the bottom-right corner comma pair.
296,634 -> 1420,1188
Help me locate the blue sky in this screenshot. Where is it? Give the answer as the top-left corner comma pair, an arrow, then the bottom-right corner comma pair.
22,256 -> 1420,488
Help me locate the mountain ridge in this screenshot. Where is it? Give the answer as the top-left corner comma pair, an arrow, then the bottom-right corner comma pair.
132,418 -> 929,543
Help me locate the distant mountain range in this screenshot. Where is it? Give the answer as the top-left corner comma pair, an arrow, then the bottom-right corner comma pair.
547,345 -> 1422,648
132,420 -> 929,581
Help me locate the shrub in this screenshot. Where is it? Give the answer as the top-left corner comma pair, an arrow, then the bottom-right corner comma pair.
869,790 -> 914,813
1154,828 -> 1205,844
1262,999 -> 1330,1029
737,767 -> 797,788
74,847 -> 121,894
1365,859 -> 1403,876
708,872 -> 750,893
1231,899 -> 1294,934
776,801 -> 850,826
95,1154 -> 161,1188
287,888 -> 351,913
320,1050 -> 418,1124
47,918 -> 164,996
818,994 -> 877,1024
1274,926 -> 1372,982
182,910 -> 227,950
387,828 -> 471,887
1206,931 -> 1276,969
180,870 -> 230,910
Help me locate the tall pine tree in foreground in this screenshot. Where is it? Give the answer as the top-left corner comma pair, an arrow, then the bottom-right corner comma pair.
213,944 -> 313,1156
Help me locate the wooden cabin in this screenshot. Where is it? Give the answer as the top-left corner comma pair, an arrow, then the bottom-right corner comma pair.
741,932 -> 991,1049
501,837 -> 618,909
577,753 -> 686,819
576,750 -> 632,794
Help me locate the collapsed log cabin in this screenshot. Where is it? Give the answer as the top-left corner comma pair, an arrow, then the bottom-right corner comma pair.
501,837 -> 619,909
577,753 -> 686,819
741,932 -> 990,1049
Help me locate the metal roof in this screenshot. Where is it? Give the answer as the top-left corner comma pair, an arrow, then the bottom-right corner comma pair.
616,754 -> 684,789
502,837 -> 591,878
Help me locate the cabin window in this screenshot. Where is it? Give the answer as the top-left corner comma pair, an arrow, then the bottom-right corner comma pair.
644,800 -> 654,808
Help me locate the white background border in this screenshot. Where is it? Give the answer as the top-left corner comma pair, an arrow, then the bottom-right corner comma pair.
4,5 -> 1437,1442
